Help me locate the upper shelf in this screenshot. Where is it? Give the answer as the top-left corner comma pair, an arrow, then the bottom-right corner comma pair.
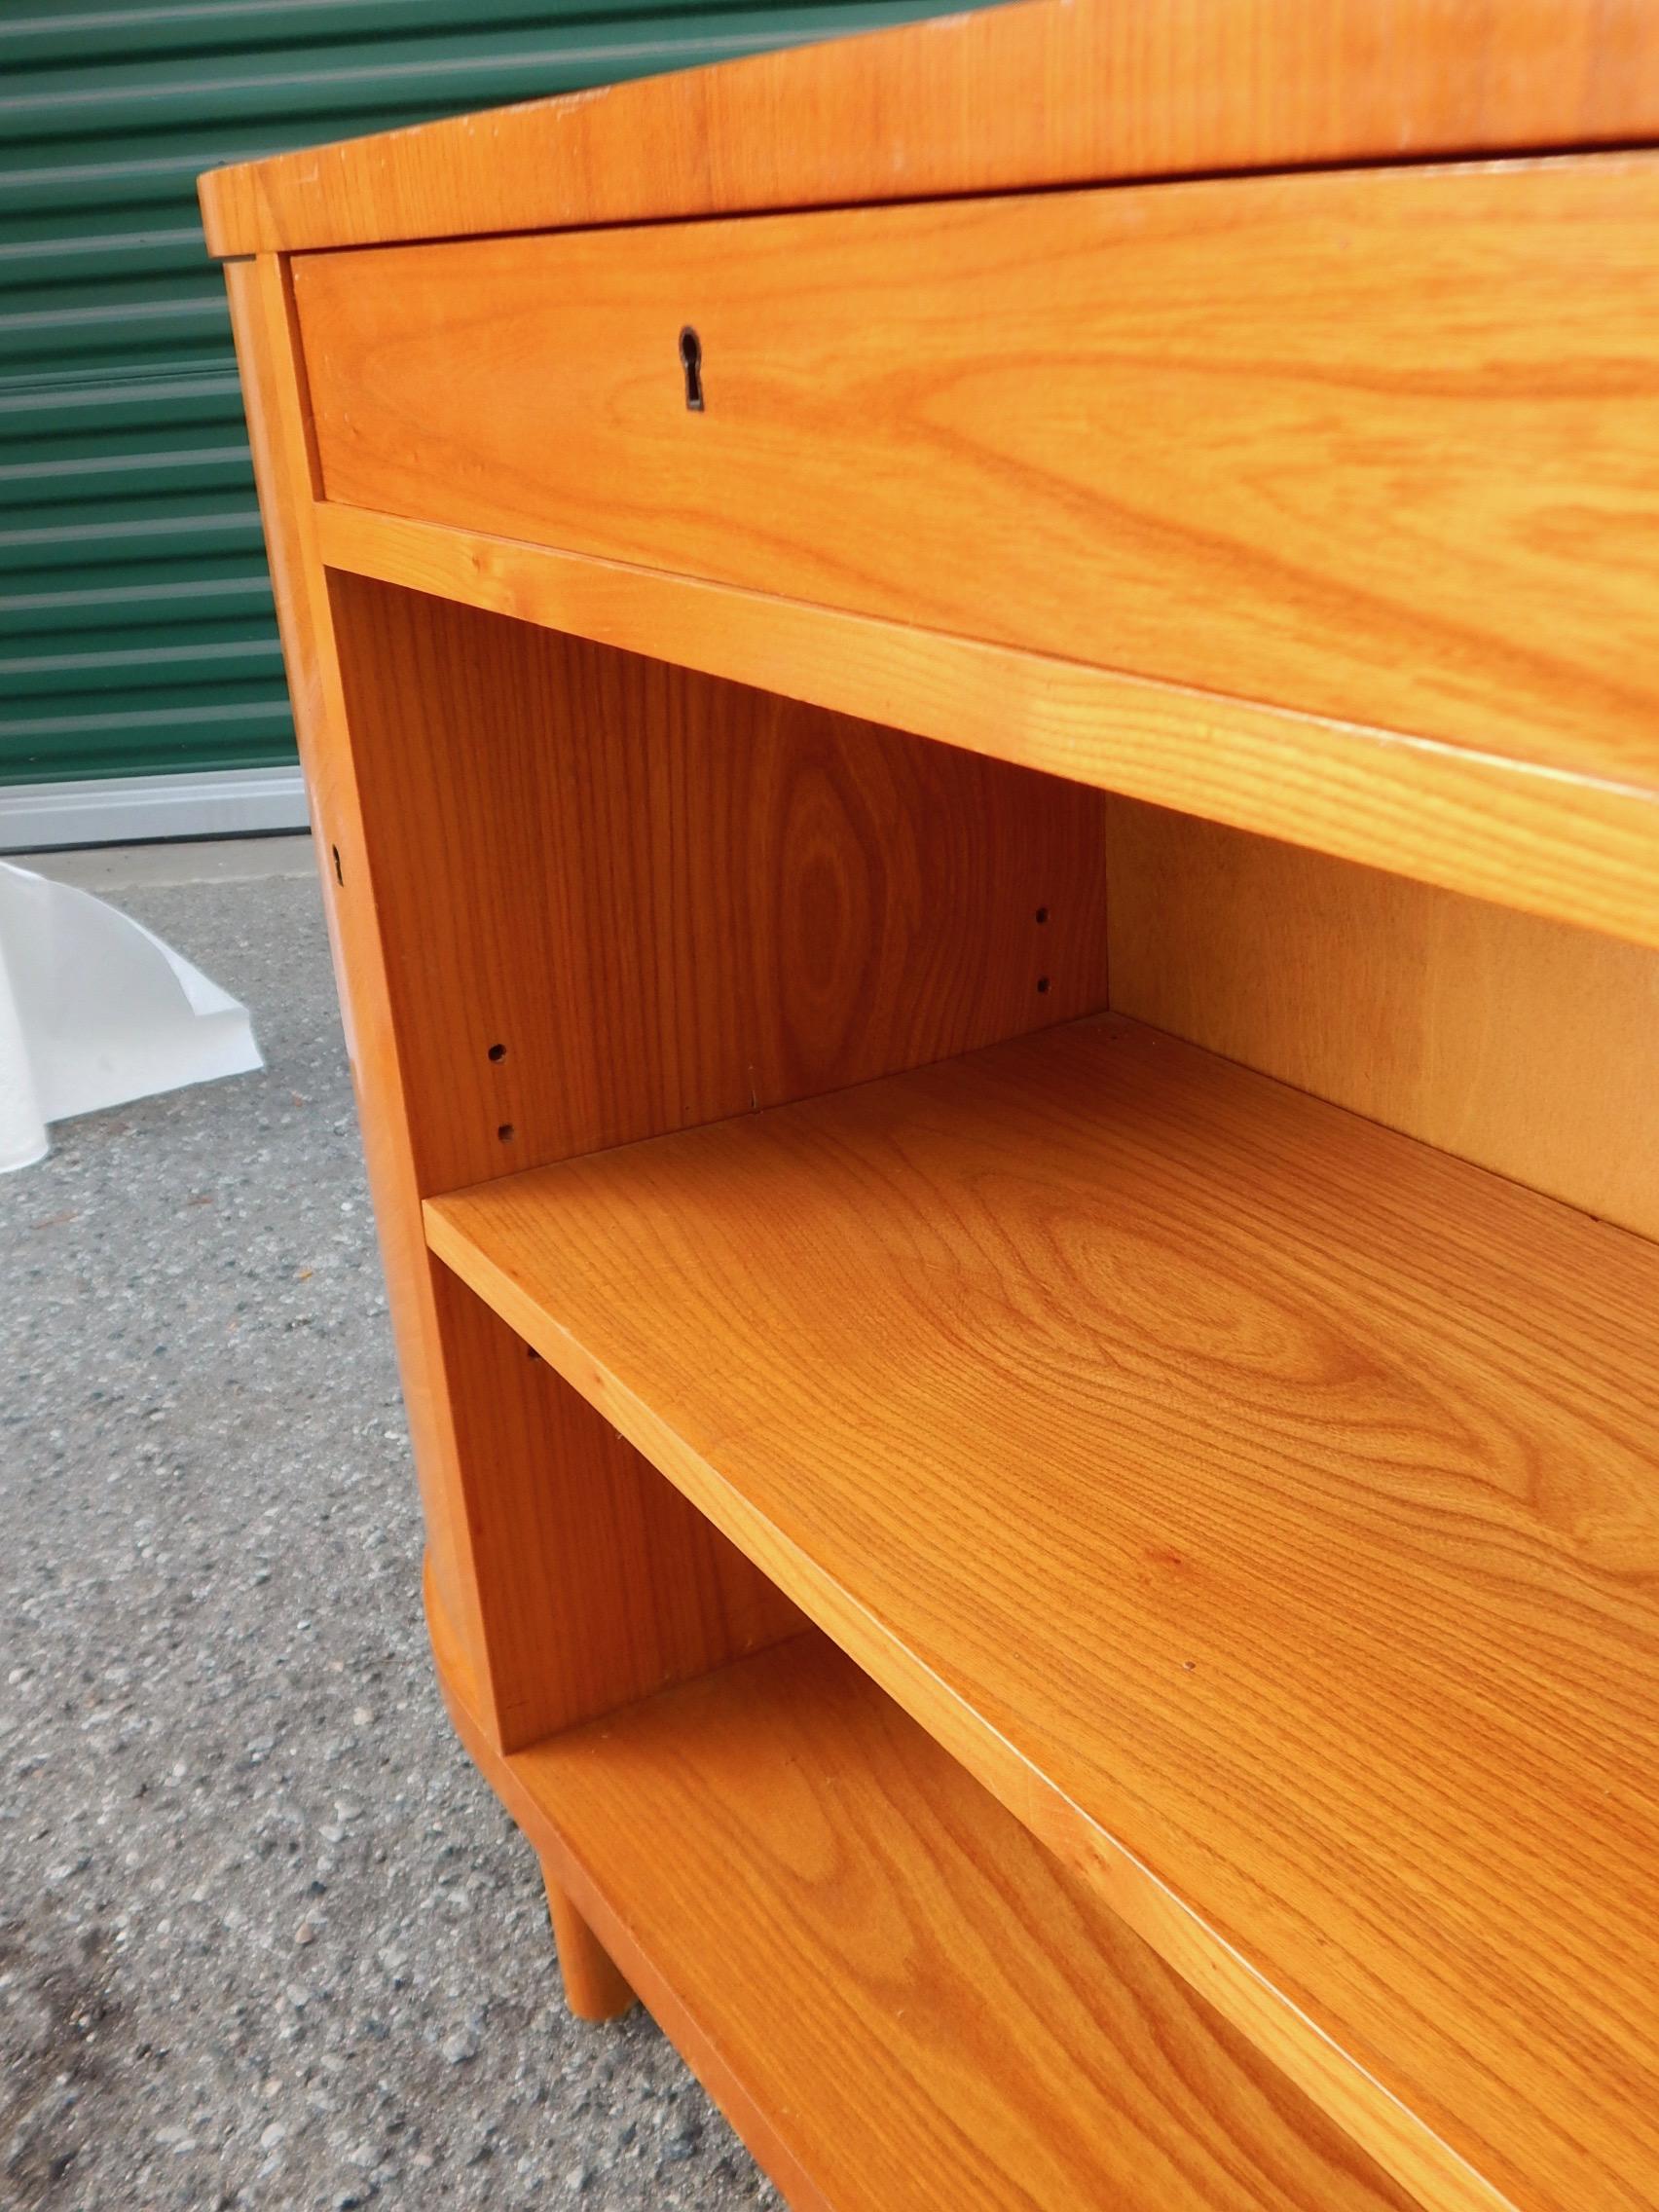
317,501 -> 1659,950
426,1014 -> 1659,2212
199,0 -> 1659,255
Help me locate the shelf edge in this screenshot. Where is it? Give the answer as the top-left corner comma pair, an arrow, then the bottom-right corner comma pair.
422,1197 -> 1519,2212
315,498 -> 1659,954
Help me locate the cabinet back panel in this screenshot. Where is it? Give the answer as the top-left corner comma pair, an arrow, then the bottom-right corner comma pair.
1106,797 -> 1659,1240
326,571 -> 1111,1197
432,1267 -> 805,1749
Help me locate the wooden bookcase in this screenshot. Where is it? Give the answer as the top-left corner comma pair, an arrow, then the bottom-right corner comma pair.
203,7 -> 1659,2205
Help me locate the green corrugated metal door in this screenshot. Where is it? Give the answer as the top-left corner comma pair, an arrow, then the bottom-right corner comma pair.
0,0 -> 957,841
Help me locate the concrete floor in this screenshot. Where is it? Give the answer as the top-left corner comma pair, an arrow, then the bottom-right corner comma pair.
13,834 -> 320,895
0,841 -> 777,2210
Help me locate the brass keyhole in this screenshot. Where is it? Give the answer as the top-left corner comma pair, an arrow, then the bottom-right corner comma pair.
680,325 -> 705,413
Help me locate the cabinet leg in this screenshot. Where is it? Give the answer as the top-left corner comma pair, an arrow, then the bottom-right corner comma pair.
543,1867 -> 634,2021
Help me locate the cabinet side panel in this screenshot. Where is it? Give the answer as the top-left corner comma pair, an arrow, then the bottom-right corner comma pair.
434,1271 -> 805,1749
223,254 -> 492,1698
229,255 -> 806,1751
1106,797 -> 1659,1240
323,571 -> 1112,1197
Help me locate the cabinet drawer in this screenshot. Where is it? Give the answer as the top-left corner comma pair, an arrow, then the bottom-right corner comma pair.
295,155 -> 1659,790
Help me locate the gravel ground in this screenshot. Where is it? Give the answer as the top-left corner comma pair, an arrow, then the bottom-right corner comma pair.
0,856 -> 778,2211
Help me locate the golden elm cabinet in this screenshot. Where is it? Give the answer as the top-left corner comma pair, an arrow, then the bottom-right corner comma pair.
203,5 -> 1659,2204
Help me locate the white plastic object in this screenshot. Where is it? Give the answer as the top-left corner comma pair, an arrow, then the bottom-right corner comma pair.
0,861 -> 262,1172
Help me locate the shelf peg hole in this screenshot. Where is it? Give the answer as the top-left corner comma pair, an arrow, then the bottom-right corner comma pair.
1036,976 -> 1051,994
498,1123 -> 516,1143
680,325 -> 705,412
1035,905 -> 1049,925
488,1043 -> 507,1063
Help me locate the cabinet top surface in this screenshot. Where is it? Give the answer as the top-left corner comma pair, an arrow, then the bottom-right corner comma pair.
199,0 -> 1659,258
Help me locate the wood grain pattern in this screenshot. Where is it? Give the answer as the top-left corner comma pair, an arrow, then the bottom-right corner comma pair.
426,1014 -> 1659,2212
200,0 -> 1659,255
220,25 -> 1659,2190
1106,798 -> 1659,1238
432,1266 -> 803,1749
437,1616 -> 1420,2212
325,570 -> 1111,1196
229,257 -> 801,1766
297,155 -> 1659,793
314,501 -> 1659,952
318,568 -> 1103,1747
222,253 -> 497,1708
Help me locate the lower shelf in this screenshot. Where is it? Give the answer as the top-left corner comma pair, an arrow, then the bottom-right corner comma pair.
430,1597 -> 1411,2212
427,1010 -> 1659,2212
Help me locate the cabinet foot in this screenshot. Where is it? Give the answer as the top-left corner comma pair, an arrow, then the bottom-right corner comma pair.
543,1869 -> 635,2021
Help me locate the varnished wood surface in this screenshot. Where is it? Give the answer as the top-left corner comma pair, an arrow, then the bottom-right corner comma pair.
298,156 -> 1659,793
542,1873 -> 634,2022
427,1014 -> 1659,2212
432,1267 -> 803,1749
314,502 -> 1659,951
1106,799 -> 1659,1239
201,0 -> 1659,255
319,571 -> 1100,1744
439,1615 -> 1420,2212
222,254 -> 498,1710
324,571 -> 1110,1197
231,255 -> 803,1754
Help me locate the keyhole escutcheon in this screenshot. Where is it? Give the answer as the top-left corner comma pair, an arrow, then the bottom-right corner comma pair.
680,325 -> 705,412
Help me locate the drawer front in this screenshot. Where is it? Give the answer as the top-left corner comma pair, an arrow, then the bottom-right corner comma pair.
295,156 -> 1659,789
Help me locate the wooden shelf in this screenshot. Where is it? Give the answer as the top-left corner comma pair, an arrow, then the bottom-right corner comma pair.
316,501 -> 1659,953
435,1621 -> 1415,2211
426,1014 -> 1659,2212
